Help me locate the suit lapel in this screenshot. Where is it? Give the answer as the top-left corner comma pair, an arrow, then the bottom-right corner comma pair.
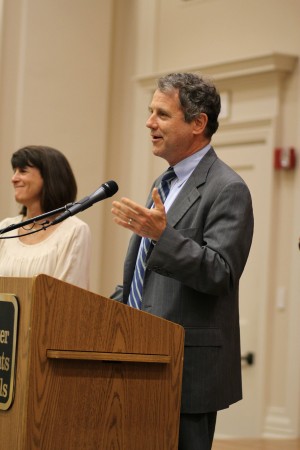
166,147 -> 217,227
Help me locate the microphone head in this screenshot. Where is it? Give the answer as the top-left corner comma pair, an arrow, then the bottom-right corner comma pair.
103,180 -> 119,197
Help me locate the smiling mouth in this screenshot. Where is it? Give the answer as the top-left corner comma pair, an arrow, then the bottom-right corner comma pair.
151,135 -> 162,141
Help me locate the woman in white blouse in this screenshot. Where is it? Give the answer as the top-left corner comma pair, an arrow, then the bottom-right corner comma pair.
0,145 -> 91,289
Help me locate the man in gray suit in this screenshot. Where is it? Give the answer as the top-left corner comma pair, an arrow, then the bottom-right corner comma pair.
111,73 -> 254,450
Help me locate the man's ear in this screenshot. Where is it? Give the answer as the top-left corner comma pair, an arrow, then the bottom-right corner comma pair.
193,113 -> 208,135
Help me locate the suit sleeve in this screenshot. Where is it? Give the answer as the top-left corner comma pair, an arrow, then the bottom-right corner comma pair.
147,180 -> 254,296
110,284 -> 124,302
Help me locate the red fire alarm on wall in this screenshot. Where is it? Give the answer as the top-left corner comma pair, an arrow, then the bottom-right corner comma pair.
274,147 -> 296,170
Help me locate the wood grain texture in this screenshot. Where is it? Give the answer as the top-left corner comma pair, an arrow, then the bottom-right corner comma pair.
0,275 -> 184,450
47,349 -> 172,363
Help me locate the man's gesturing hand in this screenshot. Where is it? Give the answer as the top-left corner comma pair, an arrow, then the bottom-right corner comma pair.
111,187 -> 167,241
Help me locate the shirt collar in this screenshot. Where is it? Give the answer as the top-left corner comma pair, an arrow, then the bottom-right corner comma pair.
173,144 -> 211,186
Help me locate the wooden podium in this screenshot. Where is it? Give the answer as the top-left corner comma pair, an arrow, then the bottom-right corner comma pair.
0,275 -> 184,450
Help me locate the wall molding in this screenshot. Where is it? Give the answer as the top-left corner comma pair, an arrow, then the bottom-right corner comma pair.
136,53 -> 298,90
263,406 -> 297,438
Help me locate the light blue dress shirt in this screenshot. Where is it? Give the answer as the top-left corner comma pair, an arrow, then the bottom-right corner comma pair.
164,144 -> 211,212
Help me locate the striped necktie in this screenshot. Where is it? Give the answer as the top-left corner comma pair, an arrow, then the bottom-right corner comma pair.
128,167 -> 176,309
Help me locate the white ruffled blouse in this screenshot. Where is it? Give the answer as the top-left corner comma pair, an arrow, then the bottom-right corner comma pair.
0,215 -> 91,290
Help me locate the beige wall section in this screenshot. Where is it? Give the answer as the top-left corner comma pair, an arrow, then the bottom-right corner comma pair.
0,0 -> 300,440
99,0 -> 139,297
155,0 -> 300,71
0,0 -> 114,293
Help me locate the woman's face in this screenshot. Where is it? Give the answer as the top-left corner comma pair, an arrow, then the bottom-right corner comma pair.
11,165 -> 44,210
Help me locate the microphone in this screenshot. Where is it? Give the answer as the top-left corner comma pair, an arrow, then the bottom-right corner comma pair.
51,180 -> 118,225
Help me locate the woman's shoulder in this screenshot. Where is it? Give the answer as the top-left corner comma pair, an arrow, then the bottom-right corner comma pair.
53,216 -> 91,251
0,215 -> 23,229
64,215 -> 90,228
57,215 -> 91,236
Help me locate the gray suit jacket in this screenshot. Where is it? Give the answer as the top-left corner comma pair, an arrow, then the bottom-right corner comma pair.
113,147 -> 254,413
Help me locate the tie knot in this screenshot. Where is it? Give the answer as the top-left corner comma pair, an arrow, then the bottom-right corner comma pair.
161,167 -> 176,183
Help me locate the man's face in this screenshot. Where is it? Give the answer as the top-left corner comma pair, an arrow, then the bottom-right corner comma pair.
146,89 -> 198,166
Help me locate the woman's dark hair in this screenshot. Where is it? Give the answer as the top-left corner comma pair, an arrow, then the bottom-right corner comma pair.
11,145 -> 77,215
157,72 -> 221,138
